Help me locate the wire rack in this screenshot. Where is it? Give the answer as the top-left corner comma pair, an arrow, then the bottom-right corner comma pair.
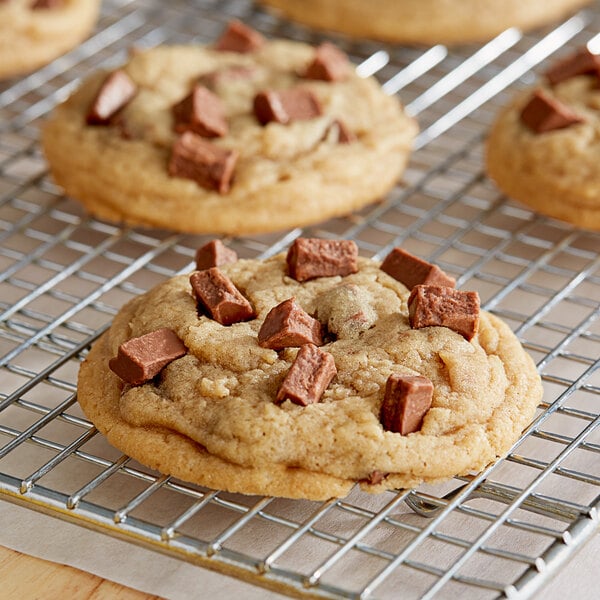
1,1 -> 599,598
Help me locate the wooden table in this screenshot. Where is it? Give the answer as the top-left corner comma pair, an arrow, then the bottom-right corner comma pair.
0,546 -> 160,599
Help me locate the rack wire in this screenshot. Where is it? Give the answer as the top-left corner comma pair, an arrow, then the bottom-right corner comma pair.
1,1 -> 599,598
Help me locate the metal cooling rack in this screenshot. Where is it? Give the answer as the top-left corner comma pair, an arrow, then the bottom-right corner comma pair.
1,1 -> 599,598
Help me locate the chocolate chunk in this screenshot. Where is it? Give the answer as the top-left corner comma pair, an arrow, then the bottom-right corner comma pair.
189,267 -> 255,325
380,247 -> 455,290
86,70 -> 137,125
287,238 -> 358,282
195,239 -> 238,271
362,470 -> 386,485
31,0 -> 62,8
108,328 -> 187,386
408,285 -> 480,341
303,42 -> 350,82
214,20 -> 265,53
258,298 -> 323,350
520,89 -> 585,134
276,344 -> 337,406
380,374 -> 433,435
172,85 -> 228,138
545,48 -> 600,85
324,119 -> 356,144
253,88 -> 323,125
168,132 -> 238,193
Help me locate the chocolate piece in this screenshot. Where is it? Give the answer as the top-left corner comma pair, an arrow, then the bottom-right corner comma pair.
108,328 -> 187,386
380,247 -> 455,290
276,344 -> 337,406
380,374 -> 433,435
303,42 -> 350,82
545,48 -> 600,85
86,70 -> 137,126
168,132 -> 238,193
287,238 -> 358,282
333,119 -> 356,144
195,239 -> 238,271
31,0 -> 62,8
258,298 -> 323,350
253,88 -> 323,125
408,285 -> 480,341
189,267 -> 255,325
520,89 -> 585,134
363,470 -> 386,485
214,20 -> 265,53
172,85 -> 228,138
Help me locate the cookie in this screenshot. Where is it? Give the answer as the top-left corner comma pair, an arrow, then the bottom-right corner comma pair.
258,0 -> 591,45
41,22 -> 417,235
77,239 -> 542,500
486,47 -> 600,230
0,0 -> 99,80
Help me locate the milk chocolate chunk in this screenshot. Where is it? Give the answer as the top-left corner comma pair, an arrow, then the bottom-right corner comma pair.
86,70 -> 137,125
380,247 -> 455,290
520,89 -> 585,134
214,19 -> 265,53
408,285 -> 480,341
324,119 -> 356,144
168,132 -> 238,194
380,374 -> 433,435
172,85 -> 228,138
258,298 -> 323,350
189,267 -> 255,325
287,238 -> 358,282
253,88 -> 323,125
108,328 -> 187,386
303,42 -> 350,82
276,344 -> 337,406
545,48 -> 600,85
363,470 -> 386,485
195,239 -> 238,271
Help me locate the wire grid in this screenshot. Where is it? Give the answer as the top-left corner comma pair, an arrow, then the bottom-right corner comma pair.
0,0 -> 599,598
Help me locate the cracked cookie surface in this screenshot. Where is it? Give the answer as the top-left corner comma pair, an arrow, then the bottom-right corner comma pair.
78,253 -> 542,500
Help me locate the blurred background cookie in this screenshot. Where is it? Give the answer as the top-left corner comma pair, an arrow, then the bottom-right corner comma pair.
258,0 -> 592,45
0,0 -> 100,79
486,46 -> 600,230
42,22 -> 417,235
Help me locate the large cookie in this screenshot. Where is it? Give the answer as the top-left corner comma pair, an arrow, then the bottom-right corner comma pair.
41,23 -> 416,235
486,48 -> 600,231
0,0 -> 99,79
258,0 -> 591,45
78,240 -> 542,500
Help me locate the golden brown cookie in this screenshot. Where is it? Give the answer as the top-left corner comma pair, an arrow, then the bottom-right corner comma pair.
78,242 -> 542,500
42,24 -> 417,235
0,0 -> 99,79
258,0 -> 591,45
486,48 -> 600,231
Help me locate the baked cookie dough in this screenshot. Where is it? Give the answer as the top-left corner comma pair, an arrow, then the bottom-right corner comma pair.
78,241 -> 542,500
257,0 -> 591,46
41,24 -> 417,235
486,48 -> 600,230
0,0 -> 99,80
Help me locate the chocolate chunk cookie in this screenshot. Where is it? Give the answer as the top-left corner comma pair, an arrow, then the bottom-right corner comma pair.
78,240 -> 542,500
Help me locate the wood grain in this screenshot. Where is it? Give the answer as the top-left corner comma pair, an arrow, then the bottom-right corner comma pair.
0,546 -> 161,599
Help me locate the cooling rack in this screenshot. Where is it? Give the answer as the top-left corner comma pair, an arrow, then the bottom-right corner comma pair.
1,1 -> 599,598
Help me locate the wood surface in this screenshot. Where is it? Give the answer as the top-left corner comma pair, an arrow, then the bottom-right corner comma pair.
0,546 -> 161,599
